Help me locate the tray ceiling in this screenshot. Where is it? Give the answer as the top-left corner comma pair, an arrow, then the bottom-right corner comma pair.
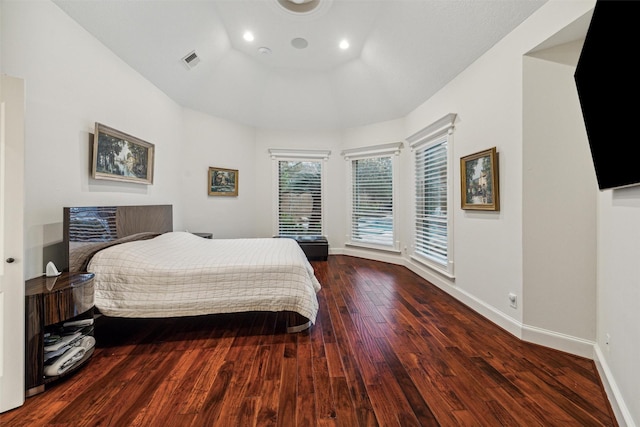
53,0 -> 548,130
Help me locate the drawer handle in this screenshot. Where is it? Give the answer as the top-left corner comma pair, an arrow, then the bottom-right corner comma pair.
5,257 -> 15,263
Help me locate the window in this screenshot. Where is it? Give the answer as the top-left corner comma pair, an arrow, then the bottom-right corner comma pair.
342,142 -> 402,250
415,139 -> 448,264
269,149 -> 330,237
407,114 -> 456,276
278,160 -> 322,236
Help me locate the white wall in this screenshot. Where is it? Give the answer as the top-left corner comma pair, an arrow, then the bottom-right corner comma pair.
597,187 -> 640,425
341,119 -> 406,152
0,1 -> 3,73
181,109 -> 257,238
1,0 -> 185,279
522,43 -> 597,348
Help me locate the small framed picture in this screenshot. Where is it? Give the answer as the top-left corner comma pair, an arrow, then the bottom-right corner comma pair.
208,167 -> 238,196
92,123 -> 154,185
460,147 -> 499,211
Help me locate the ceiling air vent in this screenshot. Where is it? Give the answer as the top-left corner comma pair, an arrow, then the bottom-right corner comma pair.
181,50 -> 200,70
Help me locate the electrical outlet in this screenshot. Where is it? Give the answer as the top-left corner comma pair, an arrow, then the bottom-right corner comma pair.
508,293 -> 517,309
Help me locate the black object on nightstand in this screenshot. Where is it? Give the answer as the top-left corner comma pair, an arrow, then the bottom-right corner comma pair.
192,232 -> 213,239
275,235 -> 328,261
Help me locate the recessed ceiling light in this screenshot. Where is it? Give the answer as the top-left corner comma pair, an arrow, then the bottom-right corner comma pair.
339,39 -> 349,50
243,31 -> 255,42
291,37 -> 309,49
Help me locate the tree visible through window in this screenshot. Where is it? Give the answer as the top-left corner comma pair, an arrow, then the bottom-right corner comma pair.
278,160 -> 322,236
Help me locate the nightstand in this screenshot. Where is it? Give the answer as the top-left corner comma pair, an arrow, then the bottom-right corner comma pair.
25,272 -> 95,397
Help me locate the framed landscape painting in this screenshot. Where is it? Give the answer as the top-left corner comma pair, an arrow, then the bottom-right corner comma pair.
208,167 -> 238,196
460,147 -> 500,211
92,123 -> 154,184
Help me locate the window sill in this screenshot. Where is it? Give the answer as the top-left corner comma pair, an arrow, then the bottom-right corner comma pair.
345,242 -> 401,254
410,255 -> 455,280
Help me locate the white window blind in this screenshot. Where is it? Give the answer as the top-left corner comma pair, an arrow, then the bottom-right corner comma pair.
351,156 -> 394,246
415,138 -> 448,266
409,113 -> 456,275
278,160 -> 323,236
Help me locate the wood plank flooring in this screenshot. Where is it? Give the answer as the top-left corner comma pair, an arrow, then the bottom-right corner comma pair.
0,255 -> 617,426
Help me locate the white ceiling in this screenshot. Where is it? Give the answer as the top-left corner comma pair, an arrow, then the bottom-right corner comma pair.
53,0 -> 548,131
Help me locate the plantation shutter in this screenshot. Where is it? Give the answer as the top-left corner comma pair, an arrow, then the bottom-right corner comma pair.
351,156 -> 394,246
278,160 -> 323,236
415,138 -> 448,266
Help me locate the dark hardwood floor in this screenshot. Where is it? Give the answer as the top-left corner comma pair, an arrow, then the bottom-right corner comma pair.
1,255 -> 617,426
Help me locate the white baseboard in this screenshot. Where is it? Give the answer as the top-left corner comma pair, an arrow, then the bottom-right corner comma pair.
593,346 -> 636,427
520,324 -> 595,358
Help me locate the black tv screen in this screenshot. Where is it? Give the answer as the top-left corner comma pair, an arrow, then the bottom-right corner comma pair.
574,0 -> 640,190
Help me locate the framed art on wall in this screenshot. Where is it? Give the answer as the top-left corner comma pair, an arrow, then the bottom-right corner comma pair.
92,123 -> 154,184
460,147 -> 499,211
208,167 -> 238,196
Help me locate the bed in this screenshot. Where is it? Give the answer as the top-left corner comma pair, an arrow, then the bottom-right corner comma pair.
63,205 -> 321,332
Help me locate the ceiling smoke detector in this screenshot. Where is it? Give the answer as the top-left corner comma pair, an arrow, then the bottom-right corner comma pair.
181,50 -> 200,70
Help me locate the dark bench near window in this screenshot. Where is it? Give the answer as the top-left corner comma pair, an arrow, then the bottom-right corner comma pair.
275,235 -> 328,261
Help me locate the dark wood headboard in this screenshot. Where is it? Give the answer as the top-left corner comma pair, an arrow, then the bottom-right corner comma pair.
63,205 -> 173,271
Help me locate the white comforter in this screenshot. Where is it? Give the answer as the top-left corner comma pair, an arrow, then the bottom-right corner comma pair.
87,232 -> 321,322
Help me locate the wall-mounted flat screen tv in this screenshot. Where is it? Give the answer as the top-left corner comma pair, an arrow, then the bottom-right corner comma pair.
574,0 -> 640,190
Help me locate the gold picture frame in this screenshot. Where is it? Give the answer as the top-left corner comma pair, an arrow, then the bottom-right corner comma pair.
208,167 -> 238,196
92,123 -> 154,184
460,147 -> 499,211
